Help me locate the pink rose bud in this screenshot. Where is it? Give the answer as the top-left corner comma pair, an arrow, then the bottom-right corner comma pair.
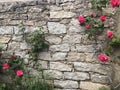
90,13 -> 94,17
98,54 -> 109,62
10,55 -> 14,59
16,70 -> 23,77
85,25 -> 91,29
3,63 -> 10,70
78,15 -> 85,24
100,15 -> 106,22
110,0 -> 120,8
107,31 -> 113,39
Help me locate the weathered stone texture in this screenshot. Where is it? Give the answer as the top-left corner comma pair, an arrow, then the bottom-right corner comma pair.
50,62 -> 72,71
54,80 -> 78,89
63,72 -> 90,80
48,22 -> 66,34
80,81 -> 110,90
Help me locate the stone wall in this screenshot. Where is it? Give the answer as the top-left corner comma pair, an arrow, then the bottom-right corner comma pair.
0,0 -> 114,90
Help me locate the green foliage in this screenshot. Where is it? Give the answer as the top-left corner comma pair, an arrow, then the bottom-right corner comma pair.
110,37 -> 120,48
84,16 -> 104,39
0,76 -> 54,90
91,0 -> 109,11
25,28 -> 49,61
98,86 -> 110,90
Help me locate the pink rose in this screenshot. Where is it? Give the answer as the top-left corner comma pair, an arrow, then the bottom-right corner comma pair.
78,15 -> 85,24
110,0 -> 120,8
100,15 -> 106,22
85,25 -> 91,29
98,54 -> 109,62
16,70 -> 23,77
107,31 -> 113,39
10,55 -> 14,59
3,63 -> 10,70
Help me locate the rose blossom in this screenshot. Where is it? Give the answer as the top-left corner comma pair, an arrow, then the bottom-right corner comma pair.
78,15 -> 85,24
3,63 -> 10,70
110,0 -> 120,8
107,31 -> 113,39
10,55 -> 14,59
85,25 -> 91,29
16,70 -> 23,77
100,15 -> 106,22
98,54 -> 109,62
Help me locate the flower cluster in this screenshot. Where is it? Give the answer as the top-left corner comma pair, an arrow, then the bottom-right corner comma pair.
78,14 -> 106,39
3,55 -> 24,77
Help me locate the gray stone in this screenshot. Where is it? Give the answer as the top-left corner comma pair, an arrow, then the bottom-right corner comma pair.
37,60 -> 48,69
85,53 -> 98,63
27,68 -> 42,78
43,70 -> 63,79
45,35 -> 62,44
76,45 -> 95,53
50,62 -> 72,71
50,44 -> 70,52
74,62 -> 111,75
91,73 -> 109,84
38,52 -> 52,60
0,26 -> 13,35
12,35 -> 23,42
24,58 -> 29,64
54,80 -> 78,89
63,35 -> 82,44
68,19 -> 84,34
63,72 -> 89,80
67,52 -> 85,61
80,81 -> 110,90
50,11 -> 75,18
20,41 -> 29,50
0,36 -> 11,44
48,22 -> 66,34
8,41 -> 20,51
50,6 -> 62,11
52,52 -> 67,61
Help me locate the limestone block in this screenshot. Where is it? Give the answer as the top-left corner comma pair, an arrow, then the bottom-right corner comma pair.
74,62 -> 111,75
48,22 -> 66,34
63,35 -> 82,44
49,44 -> 70,52
67,52 -> 85,61
43,70 -> 63,79
38,52 -> 52,60
50,11 -> 75,18
45,35 -> 62,44
52,52 -> 67,61
80,81 -> 110,90
54,80 -> 78,89
0,36 -> 11,43
91,73 -> 110,84
76,45 -> 95,53
63,72 -> 90,80
0,26 -> 13,35
50,62 -> 72,71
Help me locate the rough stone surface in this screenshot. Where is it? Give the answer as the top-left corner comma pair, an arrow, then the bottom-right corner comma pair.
63,72 -> 90,80
74,62 -> 111,75
50,44 -> 70,52
0,26 -> 13,35
91,73 -> 109,84
38,52 -> 52,61
45,35 -> 62,44
50,62 -> 72,71
48,22 -> 66,34
0,36 -> 11,43
50,11 -> 75,18
43,70 -> 63,79
52,52 -> 67,61
80,81 -> 110,90
54,80 -> 78,89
